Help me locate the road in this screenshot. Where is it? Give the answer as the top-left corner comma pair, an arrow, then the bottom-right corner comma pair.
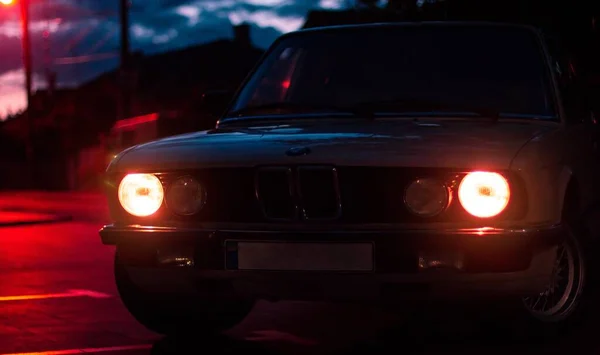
0,192 -> 599,355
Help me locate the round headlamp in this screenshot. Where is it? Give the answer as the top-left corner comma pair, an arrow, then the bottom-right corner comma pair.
404,178 -> 451,217
118,173 -> 164,217
166,176 -> 207,216
458,171 -> 510,218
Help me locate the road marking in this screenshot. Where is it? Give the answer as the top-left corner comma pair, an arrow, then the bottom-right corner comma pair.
244,330 -> 318,345
0,344 -> 152,355
0,289 -> 111,302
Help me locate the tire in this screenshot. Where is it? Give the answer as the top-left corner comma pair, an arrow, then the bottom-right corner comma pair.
520,224 -> 587,325
514,204 -> 597,337
114,252 -> 254,335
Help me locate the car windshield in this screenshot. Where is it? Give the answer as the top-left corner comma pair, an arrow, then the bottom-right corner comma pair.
224,25 -> 557,121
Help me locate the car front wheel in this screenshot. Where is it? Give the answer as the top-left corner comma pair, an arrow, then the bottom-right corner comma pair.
114,253 -> 254,335
516,217 -> 598,337
522,224 -> 586,324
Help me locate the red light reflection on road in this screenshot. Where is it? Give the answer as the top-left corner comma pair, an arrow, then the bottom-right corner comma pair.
0,289 -> 110,302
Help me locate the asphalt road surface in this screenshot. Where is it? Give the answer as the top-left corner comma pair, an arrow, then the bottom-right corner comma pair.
0,192 -> 599,355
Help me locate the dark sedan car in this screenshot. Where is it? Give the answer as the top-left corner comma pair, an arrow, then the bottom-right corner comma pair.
101,22 -> 600,335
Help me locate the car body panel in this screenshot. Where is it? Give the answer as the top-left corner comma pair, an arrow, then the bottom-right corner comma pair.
101,223 -> 563,299
109,119 -> 556,172
510,123 -> 600,229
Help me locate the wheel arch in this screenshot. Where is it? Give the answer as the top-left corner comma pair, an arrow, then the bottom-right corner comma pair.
561,175 -> 580,222
559,168 -> 600,242
558,167 -> 577,220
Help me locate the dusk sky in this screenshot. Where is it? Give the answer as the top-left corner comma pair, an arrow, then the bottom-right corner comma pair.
0,0 -> 357,119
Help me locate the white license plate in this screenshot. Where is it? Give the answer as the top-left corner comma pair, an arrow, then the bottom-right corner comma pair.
235,242 -> 374,271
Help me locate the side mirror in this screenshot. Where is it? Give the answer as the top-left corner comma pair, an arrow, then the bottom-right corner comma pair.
200,90 -> 234,117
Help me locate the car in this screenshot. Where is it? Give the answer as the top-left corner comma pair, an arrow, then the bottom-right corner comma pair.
100,22 -> 600,336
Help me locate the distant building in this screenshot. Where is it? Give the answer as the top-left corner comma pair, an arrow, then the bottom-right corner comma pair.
0,23 -> 264,190
77,23 -> 264,137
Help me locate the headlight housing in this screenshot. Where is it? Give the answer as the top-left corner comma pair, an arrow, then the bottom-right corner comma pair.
404,178 -> 451,217
118,173 -> 164,217
458,171 -> 510,218
165,176 -> 207,216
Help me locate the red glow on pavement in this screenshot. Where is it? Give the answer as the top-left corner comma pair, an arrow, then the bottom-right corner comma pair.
113,113 -> 158,130
0,289 -> 111,302
0,211 -> 59,225
0,344 -> 152,355
245,330 -> 318,345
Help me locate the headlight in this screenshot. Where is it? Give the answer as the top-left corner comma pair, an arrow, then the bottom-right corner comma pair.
166,176 -> 207,216
404,178 -> 451,217
458,172 -> 510,218
118,173 -> 164,217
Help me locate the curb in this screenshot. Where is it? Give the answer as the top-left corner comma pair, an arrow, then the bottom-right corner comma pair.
0,212 -> 73,228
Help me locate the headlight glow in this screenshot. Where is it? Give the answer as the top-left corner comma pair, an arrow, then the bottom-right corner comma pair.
458,171 -> 510,218
118,173 -> 164,217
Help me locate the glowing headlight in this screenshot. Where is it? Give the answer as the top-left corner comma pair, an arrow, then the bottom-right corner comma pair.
404,178 -> 451,217
118,174 -> 164,217
458,172 -> 510,218
165,176 -> 207,216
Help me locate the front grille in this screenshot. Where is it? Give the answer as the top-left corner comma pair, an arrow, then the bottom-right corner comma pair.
109,166 -> 526,225
255,167 -> 297,220
255,166 -> 342,221
297,166 -> 342,220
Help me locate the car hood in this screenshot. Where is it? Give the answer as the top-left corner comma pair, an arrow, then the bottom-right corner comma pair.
111,119 -> 557,172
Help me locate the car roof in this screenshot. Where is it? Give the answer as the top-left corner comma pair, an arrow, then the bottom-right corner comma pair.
288,21 -> 540,37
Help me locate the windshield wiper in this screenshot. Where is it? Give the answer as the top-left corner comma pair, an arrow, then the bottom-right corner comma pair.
227,102 -> 373,118
352,98 -> 500,122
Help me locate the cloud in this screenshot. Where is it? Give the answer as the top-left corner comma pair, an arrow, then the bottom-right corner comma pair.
229,9 -> 304,33
242,0 -> 292,5
318,0 -> 348,9
152,28 -> 179,44
131,24 -> 155,39
0,68 -> 46,119
174,5 -> 202,26
0,34 -> 22,74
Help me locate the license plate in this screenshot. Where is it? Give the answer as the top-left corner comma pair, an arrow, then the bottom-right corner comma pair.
229,242 -> 374,271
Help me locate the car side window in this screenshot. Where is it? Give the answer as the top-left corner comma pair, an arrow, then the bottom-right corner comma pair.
545,35 -> 591,124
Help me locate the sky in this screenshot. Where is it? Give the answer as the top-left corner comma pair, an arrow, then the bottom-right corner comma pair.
0,0 -> 357,119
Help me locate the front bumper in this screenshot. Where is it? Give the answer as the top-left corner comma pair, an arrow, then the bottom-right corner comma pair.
101,223 -> 564,301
